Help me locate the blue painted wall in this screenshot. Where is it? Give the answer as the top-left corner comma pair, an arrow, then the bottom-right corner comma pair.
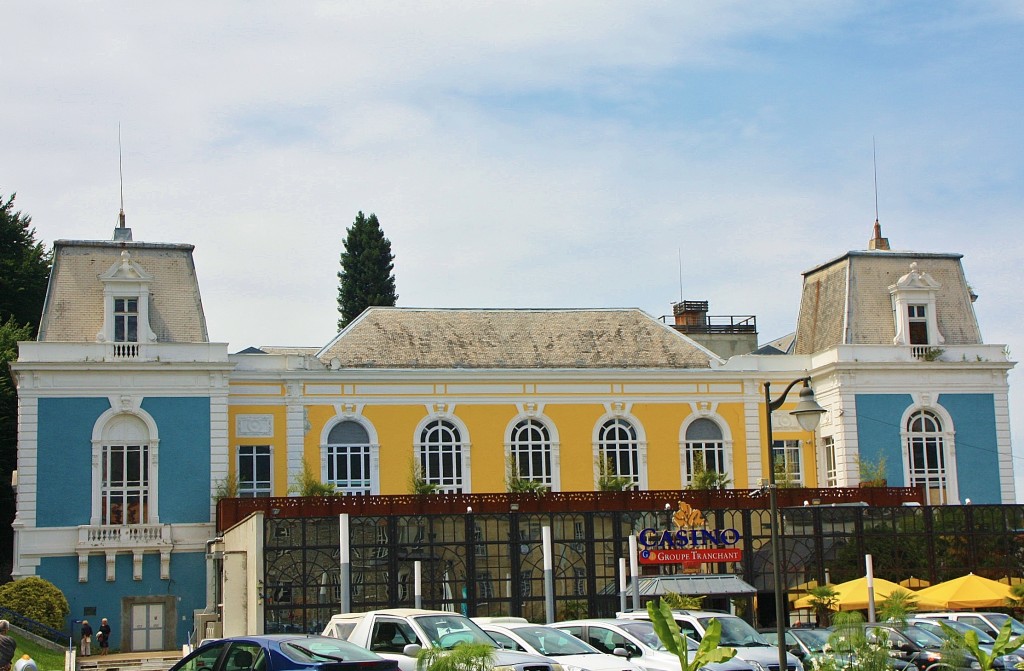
40,551 -> 208,648
854,392 -> 1001,504
37,398 -> 111,527
854,394 -> 912,484
141,397 -> 211,523
940,393 -> 999,504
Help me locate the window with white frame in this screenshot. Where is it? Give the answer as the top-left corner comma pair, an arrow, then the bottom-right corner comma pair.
509,418 -> 553,488
771,439 -> 803,486
684,418 -> 727,487
102,439 -> 149,525
238,445 -> 272,497
823,436 -> 838,487
113,298 -> 139,342
598,418 -> 640,489
418,419 -> 464,493
908,305 -> 928,345
326,421 -> 373,495
906,410 -> 948,504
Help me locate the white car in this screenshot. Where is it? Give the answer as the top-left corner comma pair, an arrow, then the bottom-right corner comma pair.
476,618 -> 644,671
551,618 -> 755,671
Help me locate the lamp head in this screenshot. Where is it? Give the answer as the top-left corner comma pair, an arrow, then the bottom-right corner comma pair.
790,384 -> 826,432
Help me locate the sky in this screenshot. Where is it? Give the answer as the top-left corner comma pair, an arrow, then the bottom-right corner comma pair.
3,2 -> 1024,492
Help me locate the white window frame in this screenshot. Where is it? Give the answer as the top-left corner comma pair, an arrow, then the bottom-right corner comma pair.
889,262 -> 944,351
823,435 -> 839,487
237,444 -> 273,498
506,417 -> 557,490
680,414 -> 733,487
91,399 -> 159,526
322,417 -> 380,495
771,439 -> 803,486
415,415 -> 471,494
901,406 -> 957,504
593,411 -> 647,490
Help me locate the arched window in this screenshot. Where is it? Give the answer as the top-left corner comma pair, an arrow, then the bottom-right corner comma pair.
684,418 -> 727,487
509,419 -> 553,489
597,418 -> 640,490
326,421 -> 374,495
905,409 -> 949,504
418,419 -> 464,493
101,415 -> 151,525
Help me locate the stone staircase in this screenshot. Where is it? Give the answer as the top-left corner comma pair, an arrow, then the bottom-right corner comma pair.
76,651 -> 184,671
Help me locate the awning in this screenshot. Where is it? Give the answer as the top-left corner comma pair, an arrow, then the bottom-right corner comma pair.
625,574 -> 758,597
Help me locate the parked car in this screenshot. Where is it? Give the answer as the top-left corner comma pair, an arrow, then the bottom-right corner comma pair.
169,634 -> 399,671
550,618 -> 755,671
616,610 -> 803,671
322,609 -> 562,671
915,613 -> 1024,639
758,627 -> 915,670
860,623 -> 981,671
475,618 -> 644,671
758,628 -> 834,663
907,618 -> 1024,670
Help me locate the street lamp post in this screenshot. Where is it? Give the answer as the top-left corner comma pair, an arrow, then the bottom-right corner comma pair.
765,377 -> 825,671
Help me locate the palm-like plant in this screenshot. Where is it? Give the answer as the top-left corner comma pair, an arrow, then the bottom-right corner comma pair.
647,598 -> 736,671
416,643 -> 494,671
876,587 -> 918,626
806,584 -> 838,627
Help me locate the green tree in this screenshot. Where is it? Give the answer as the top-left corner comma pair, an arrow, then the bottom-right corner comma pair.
806,584 -> 838,627
0,192 -> 52,583
337,211 -> 397,330
0,193 -> 51,330
0,576 -> 69,630
876,587 -> 917,625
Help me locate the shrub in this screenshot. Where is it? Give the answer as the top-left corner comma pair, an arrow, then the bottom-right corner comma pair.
0,576 -> 70,630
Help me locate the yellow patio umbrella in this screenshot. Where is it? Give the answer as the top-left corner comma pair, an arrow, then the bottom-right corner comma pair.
899,576 -> 931,590
793,576 -> 944,611
914,573 -> 1013,609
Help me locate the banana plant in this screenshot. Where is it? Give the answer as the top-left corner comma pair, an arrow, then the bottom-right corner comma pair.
946,619 -> 1024,671
647,599 -> 737,671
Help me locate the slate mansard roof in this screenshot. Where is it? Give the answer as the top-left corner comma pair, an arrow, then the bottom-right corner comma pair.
794,250 -> 982,355
38,238 -> 210,343
316,307 -> 718,369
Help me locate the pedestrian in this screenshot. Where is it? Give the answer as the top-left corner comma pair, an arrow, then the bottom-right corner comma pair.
80,620 -> 93,657
97,618 -> 112,655
0,620 -> 16,671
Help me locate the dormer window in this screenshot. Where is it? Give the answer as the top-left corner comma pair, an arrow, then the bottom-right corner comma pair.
890,262 -> 944,354
114,298 -> 139,342
97,251 -> 156,352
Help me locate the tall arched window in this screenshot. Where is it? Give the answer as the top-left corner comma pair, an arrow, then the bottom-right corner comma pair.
326,420 -> 374,495
418,419 -> 464,493
684,418 -> 727,487
597,418 -> 640,490
101,415 -> 151,525
906,409 -> 949,504
509,419 -> 553,489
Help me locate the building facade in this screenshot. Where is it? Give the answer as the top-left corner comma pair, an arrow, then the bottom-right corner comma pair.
10,219 -> 1014,649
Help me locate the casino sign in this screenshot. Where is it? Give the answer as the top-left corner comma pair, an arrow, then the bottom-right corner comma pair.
636,501 -> 743,565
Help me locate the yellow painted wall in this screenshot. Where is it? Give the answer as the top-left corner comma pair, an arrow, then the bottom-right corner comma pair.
228,403 -> 289,496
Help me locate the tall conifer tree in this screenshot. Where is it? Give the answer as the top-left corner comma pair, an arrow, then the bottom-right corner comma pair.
337,211 -> 397,329
0,191 -> 51,580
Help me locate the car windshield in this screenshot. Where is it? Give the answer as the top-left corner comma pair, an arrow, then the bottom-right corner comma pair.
416,615 -> 496,649
699,617 -> 771,647
513,626 -> 597,655
282,637 -> 381,663
619,621 -> 675,651
792,629 -> 831,652
917,620 -> 996,645
901,626 -> 946,648
986,614 -> 1024,636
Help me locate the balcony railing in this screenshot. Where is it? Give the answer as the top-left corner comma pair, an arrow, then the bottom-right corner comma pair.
77,524 -> 173,550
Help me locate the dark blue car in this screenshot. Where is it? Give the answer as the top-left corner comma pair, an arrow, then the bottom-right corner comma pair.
170,635 -> 401,671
